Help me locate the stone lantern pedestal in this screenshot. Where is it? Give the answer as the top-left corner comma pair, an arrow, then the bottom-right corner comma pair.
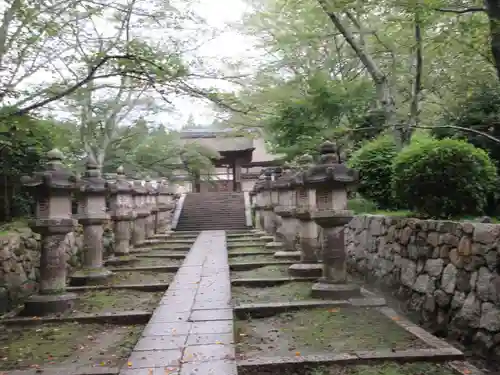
70,157 -> 112,285
288,208 -> 323,277
21,149 -> 78,316
310,211 -> 361,299
132,180 -> 149,247
156,180 -> 171,234
107,166 -> 137,265
144,178 -> 157,238
274,206 -> 301,259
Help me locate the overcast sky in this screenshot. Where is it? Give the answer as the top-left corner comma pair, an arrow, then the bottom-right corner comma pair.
166,0 -> 261,129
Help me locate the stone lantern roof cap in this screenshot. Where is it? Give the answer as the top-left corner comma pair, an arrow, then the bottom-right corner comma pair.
107,166 -> 133,194
303,141 -> 358,187
253,168 -> 273,192
144,176 -> 158,195
157,179 -> 170,195
78,155 -> 106,194
272,167 -> 296,190
290,153 -> 314,188
21,148 -> 78,191
132,179 -> 147,195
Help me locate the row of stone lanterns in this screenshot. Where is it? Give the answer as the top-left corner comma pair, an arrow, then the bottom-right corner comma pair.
20,149 -> 177,316
252,141 -> 360,299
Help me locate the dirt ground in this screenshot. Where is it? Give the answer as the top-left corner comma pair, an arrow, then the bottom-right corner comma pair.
235,307 -> 428,360
231,265 -> 292,279
232,282 -> 314,305
237,362 -> 457,375
106,270 -> 175,285
0,323 -> 142,371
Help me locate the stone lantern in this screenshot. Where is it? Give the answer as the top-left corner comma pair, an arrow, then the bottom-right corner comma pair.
20,149 -> 78,315
273,166 -> 301,260
260,168 -> 274,234
288,153 -> 323,278
131,179 -> 148,246
107,166 -> 136,263
144,177 -> 157,238
70,156 -> 112,285
307,141 -> 361,299
251,174 -> 267,235
156,179 -> 172,234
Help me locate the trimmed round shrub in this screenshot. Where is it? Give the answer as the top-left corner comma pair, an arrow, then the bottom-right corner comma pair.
392,138 -> 498,218
348,135 -> 398,209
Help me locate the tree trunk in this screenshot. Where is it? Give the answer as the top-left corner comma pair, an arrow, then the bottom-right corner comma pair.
486,0 -> 500,80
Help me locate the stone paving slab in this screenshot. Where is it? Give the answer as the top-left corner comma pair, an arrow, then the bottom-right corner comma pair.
119,230 -> 237,375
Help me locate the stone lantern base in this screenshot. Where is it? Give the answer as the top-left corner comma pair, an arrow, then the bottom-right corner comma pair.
288,263 -> 323,278
311,280 -> 361,299
22,292 -> 78,316
70,268 -> 113,286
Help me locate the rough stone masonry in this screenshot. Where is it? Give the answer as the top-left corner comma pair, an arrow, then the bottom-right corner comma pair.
345,215 -> 500,361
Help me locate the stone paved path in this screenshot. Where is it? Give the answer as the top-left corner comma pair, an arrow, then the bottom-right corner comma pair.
120,230 -> 237,375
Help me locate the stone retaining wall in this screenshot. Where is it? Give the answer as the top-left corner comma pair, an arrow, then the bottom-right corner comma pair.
346,215 -> 500,360
0,223 -> 114,312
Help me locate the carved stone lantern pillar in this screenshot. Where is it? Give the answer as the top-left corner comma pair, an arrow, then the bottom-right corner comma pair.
107,166 -> 137,263
144,177 -> 157,238
260,169 -> 274,234
251,175 -> 267,235
269,167 -> 283,236
70,156 -> 112,285
132,180 -> 148,246
156,179 -> 171,234
20,149 -> 78,316
288,154 -> 323,278
308,141 -> 361,299
273,167 -> 301,260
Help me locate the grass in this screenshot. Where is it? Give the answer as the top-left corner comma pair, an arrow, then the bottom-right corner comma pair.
232,282 -> 314,305
235,307 -> 428,360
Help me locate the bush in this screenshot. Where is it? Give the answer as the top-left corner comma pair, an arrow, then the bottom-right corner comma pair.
348,135 -> 399,209
392,138 -> 498,218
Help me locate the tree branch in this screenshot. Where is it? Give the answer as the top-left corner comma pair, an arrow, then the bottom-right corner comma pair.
434,7 -> 486,14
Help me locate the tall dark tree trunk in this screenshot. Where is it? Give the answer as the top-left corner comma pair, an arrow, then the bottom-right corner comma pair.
486,0 -> 500,80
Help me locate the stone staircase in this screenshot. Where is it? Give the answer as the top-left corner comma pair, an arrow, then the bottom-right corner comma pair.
175,192 -> 249,231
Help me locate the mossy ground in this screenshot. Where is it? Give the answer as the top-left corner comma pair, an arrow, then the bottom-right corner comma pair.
232,282 -> 314,305
0,322 -> 142,370
231,265 -> 291,279
228,242 -> 266,249
228,247 -> 272,254
70,289 -> 162,314
113,257 -> 182,268
230,254 -> 276,263
238,362 -> 457,375
235,307 -> 428,360
106,270 -> 175,285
